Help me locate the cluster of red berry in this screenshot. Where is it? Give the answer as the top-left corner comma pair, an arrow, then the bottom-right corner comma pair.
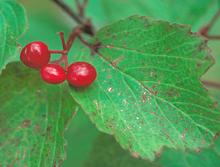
20,40 -> 97,88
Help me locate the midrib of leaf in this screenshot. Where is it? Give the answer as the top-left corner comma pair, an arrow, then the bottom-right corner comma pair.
0,64 -> 79,166
37,96 -> 49,167
5,3 -> 19,35
50,87 -> 63,166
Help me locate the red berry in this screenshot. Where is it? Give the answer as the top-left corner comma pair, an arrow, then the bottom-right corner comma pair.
67,62 -> 97,87
40,64 -> 66,84
20,41 -> 50,69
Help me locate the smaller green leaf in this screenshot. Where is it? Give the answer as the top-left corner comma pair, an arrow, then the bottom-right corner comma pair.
0,63 -> 77,166
0,0 -> 27,73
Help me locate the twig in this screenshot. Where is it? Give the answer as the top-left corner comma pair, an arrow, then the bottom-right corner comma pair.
202,80 -> 220,89
199,9 -> 220,38
204,9 -> 220,32
52,0 -> 94,35
53,0 -> 83,24
59,32 -> 67,50
76,0 -> 88,17
204,35 -> 220,40
66,27 -> 81,51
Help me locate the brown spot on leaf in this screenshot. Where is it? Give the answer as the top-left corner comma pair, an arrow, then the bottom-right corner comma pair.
141,92 -> 147,103
154,146 -> 163,158
166,88 -> 180,98
195,148 -> 201,153
34,124 -> 41,133
131,152 -> 140,158
107,44 -> 114,49
196,62 -> 202,68
21,120 -> 31,128
201,139 -> 206,145
47,126 -> 52,133
106,119 -> 115,129
111,56 -> 124,67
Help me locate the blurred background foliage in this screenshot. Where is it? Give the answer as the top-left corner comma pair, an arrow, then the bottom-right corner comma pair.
18,0 -> 220,166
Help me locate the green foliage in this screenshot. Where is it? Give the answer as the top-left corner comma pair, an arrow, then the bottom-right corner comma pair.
159,139 -> 220,167
83,134 -> 160,167
82,134 -> 220,167
1,0 -> 220,166
67,0 -> 219,31
62,111 -> 99,167
0,63 -> 77,166
0,0 -> 27,73
69,16 -> 220,160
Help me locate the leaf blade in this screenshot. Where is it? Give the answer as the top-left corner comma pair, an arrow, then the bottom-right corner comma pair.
0,63 -> 77,166
0,0 -> 27,73
69,16 -> 220,160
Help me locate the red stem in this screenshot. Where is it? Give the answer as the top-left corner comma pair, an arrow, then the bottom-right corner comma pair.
50,32 -> 69,70
59,32 -> 67,50
49,50 -> 67,54
66,27 -> 81,51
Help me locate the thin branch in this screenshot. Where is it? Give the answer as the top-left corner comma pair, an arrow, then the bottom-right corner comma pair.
66,27 -> 81,51
205,9 -> 220,31
76,0 -> 88,17
199,9 -> 220,37
53,0 -> 83,24
59,32 -> 67,50
52,0 -> 94,35
205,35 -> 220,40
202,80 -> 220,89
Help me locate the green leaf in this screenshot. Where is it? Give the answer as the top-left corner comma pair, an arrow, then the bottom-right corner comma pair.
71,0 -> 218,31
158,139 -> 220,167
83,134 -> 160,167
0,0 -> 27,73
69,16 -> 220,160
0,63 -> 77,166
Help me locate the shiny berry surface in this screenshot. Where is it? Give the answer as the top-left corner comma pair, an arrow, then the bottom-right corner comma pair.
40,64 -> 66,84
20,41 -> 50,69
67,62 -> 97,87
